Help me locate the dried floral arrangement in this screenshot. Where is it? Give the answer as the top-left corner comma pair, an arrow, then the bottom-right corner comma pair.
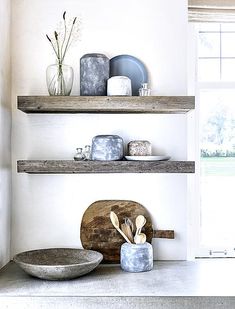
46,11 -> 80,64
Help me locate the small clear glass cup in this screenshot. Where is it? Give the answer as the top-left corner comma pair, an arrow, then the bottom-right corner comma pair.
74,148 -> 85,161
139,83 -> 151,96
83,145 -> 91,160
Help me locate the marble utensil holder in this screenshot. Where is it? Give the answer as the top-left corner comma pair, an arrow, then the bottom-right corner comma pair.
120,242 -> 153,273
107,76 -> 132,96
91,135 -> 124,161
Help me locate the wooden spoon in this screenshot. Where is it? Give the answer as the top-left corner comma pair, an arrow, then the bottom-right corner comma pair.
135,215 -> 146,236
110,211 -> 132,244
134,232 -> 147,244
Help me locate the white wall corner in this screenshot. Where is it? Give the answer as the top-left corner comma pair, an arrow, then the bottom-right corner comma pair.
0,0 -> 12,268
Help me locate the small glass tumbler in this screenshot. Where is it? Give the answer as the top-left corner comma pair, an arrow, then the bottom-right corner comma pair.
83,145 -> 91,160
139,83 -> 151,96
74,148 -> 85,161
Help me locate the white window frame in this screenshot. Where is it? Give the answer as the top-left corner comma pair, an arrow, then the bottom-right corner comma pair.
187,23 -> 235,259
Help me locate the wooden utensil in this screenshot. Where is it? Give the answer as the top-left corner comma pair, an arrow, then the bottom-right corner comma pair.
135,215 -> 146,236
125,217 -> 135,234
134,232 -> 147,244
121,223 -> 134,243
110,211 -> 131,244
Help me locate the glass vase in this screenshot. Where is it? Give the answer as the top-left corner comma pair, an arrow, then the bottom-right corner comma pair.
46,63 -> 74,96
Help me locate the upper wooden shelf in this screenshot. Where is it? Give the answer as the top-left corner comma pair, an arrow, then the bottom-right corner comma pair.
17,160 -> 195,174
17,96 -> 195,114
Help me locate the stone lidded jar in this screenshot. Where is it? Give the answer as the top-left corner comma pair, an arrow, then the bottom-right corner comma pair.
80,53 -> 110,96
91,135 -> 124,161
120,242 -> 153,273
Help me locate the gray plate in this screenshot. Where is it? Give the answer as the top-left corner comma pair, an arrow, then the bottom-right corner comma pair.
13,248 -> 103,280
110,55 -> 148,95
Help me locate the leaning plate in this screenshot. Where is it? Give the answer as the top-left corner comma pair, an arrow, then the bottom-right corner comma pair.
110,54 -> 148,95
125,156 -> 171,161
13,248 -> 103,280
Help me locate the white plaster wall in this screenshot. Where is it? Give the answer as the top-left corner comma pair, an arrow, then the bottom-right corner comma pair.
0,0 -> 11,268
11,0 -> 189,260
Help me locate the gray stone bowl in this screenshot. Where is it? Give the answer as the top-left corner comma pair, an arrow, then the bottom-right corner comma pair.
13,248 -> 103,280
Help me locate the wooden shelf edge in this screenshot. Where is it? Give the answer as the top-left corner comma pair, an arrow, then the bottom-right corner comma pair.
17,96 -> 195,114
153,230 -> 175,239
17,160 -> 195,174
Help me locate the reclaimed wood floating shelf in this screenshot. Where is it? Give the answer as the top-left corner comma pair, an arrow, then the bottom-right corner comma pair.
153,230 -> 175,239
17,160 -> 195,174
17,96 -> 195,114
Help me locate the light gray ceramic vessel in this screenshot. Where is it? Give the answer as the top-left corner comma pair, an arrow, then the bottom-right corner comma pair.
91,135 -> 124,161
13,248 -> 103,280
120,242 -> 153,273
80,53 -> 109,96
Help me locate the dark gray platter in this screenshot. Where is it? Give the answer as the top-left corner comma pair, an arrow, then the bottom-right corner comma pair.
110,54 -> 148,95
13,248 -> 103,280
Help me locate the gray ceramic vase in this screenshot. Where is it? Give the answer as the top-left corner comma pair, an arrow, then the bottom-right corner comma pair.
120,242 -> 153,273
80,53 -> 110,96
91,135 -> 124,161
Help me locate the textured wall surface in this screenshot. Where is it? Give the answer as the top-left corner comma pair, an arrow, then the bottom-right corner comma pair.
11,0 -> 190,260
0,0 -> 11,268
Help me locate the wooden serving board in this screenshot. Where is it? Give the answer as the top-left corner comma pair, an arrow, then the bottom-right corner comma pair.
80,200 -> 154,263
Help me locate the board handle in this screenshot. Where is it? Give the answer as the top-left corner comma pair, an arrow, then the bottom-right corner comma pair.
153,230 -> 174,239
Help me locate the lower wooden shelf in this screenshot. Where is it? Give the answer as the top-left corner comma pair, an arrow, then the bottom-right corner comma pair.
17,160 -> 195,174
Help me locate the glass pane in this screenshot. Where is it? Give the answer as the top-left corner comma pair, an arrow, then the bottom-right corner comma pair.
221,23 -> 235,31
198,59 -> 220,81
221,33 -> 235,57
198,33 -> 220,57
221,59 -> 235,81
199,23 -> 220,32
200,90 -> 235,247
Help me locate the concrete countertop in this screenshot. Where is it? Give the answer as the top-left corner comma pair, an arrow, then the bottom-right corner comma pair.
1,259 -> 235,297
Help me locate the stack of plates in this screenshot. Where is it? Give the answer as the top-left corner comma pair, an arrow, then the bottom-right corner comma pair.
125,156 -> 171,161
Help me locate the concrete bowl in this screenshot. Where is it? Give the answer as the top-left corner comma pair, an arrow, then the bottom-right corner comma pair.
13,248 -> 103,280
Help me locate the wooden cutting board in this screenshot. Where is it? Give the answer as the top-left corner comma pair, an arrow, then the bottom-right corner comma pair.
80,200 -> 154,263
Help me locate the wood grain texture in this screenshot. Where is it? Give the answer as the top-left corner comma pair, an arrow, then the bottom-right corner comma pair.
153,230 -> 175,239
17,96 -> 195,114
17,160 -> 195,174
189,0 -> 235,9
80,200 -> 154,263
188,0 -> 235,22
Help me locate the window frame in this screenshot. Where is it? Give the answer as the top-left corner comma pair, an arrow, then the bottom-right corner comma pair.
187,23 -> 235,259
198,24 -> 235,82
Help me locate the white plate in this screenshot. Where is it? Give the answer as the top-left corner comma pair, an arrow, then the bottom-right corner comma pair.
125,156 -> 171,161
